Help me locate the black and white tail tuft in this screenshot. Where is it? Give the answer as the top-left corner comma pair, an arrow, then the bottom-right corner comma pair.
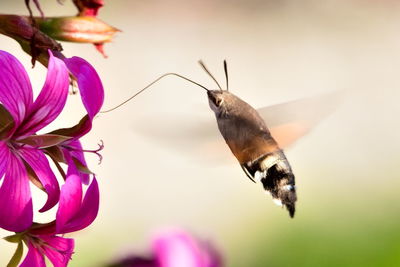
243,151 -> 297,218
260,162 -> 297,218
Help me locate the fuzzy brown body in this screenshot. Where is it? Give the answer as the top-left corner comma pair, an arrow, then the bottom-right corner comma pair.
207,90 -> 297,217
213,94 -> 280,164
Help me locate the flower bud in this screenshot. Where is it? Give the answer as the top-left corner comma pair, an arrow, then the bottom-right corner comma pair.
36,16 -> 119,44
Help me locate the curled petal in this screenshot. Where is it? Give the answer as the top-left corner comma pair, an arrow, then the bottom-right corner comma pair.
56,174 -> 82,233
64,56 -> 104,120
59,177 -> 99,233
19,147 -> 60,212
20,242 -> 46,267
0,152 -> 32,232
40,235 -> 74,267
0,50 -> 33,129
17,50 -> 69,137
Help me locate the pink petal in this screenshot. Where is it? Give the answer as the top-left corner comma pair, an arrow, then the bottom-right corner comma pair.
0,152 -> 33,232
152,230 -> 222,267
0,50 -> 33,129
17,50 -> 69,137
61,147 -> 80,178
0,141 -> 8,181
20,242 -> 46,267
153,230 -> 205,267
19,147 -> 60,212
41,235 -> 74,267
59,177 -> 99,233
64,56 -> 104,120
56,174 -> 82,233
65,140 -> 90,184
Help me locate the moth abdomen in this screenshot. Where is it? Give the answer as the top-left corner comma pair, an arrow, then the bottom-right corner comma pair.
243,151 -> 297,218
262,162 -> 296,218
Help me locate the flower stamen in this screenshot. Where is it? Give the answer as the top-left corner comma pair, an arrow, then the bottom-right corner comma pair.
65,140 -> 104,164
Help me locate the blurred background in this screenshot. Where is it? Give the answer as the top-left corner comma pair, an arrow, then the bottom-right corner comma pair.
1,0 -> 400,266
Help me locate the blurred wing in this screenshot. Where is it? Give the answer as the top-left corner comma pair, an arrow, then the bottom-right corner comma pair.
259,91 -> 343,148
131,91 -> 342,165
130,111 -> 233,165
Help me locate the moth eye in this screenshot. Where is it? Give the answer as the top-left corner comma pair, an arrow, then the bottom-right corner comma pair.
208,93 -> 223,107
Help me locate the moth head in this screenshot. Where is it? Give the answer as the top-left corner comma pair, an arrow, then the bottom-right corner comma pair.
207,90 -> 229,114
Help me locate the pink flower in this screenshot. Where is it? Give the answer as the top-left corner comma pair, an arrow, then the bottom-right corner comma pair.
0,49 -> 104,232
20,235 -> 74,267
109,230 -> 223,267
48,55 -> 105,184
5,174 -> 100,267
153,230 -> 221,267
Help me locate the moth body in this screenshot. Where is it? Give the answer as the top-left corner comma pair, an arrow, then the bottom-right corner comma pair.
208,90 -> 297,217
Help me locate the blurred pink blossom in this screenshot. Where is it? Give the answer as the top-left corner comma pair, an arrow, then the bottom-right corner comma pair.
109,229 -> 223,267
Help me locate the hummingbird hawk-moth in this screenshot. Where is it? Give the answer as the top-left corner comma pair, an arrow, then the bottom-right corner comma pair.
103,60 -> 340,218
201,61 -> 296,217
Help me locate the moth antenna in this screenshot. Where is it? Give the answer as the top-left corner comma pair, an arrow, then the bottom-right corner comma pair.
100,73 -> 209,113
198,60 -> 223,91
224,59 -> 229,91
